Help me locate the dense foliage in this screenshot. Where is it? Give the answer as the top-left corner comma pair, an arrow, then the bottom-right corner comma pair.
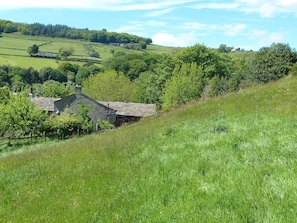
1,41 -> 296,112
0,91 -> 96,139
0,19 -> 152,45
0,29 -> 296,140
0,91 -> 46,138
96,43 -> 296,109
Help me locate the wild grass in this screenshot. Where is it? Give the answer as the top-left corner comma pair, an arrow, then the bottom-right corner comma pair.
1,76 -> 297,222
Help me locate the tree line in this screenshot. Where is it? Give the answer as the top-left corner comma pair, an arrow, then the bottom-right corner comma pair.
84,42 -> 297,110
0,62 -> 102,97
1,41 -> 297,144
0,19 -> 152,45
1,42 -> 296,109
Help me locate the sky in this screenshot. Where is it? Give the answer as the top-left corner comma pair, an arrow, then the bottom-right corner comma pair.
0,0 -> 297,51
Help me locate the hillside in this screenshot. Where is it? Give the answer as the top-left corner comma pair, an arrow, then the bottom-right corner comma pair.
0,33 -> 176,69
1,75 -> 297,222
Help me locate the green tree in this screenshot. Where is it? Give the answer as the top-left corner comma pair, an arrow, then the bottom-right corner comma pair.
247,43 -> 297,83
162,63 -> 205,110
59,46 -> 74,58
127,59 -> 148,80
0,86 -> 10,104
42,80 -> 70,98
218,44 -> 233,53
83,70 -> 134,102
75,67 -> 91,85
0,68 -> 10,87
27,44 -> 39,56
77,104 -> 93,132
206,76 -> 229,97
42,113 -> 79,139
39,67 -> 67,83
175,44 -> 232,80
0,92 -> 46,137
290,63 -> 297,77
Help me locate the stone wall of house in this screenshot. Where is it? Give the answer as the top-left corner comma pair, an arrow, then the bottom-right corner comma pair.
54,93 -> 116,127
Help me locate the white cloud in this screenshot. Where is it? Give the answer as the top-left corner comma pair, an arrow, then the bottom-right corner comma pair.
191,2 -> 239,10
152,32 -> 198,47
250,29 -> 286,47
115,20 -> 166,35
182,22 -> 247,37
183,22 -> 218,30
224,24 -> 247,36
146,20 -> 167,27
190,0 -> 297,17
258,2 -> 278,18
145,8 -> 173,17
0,0 -> 198,11
235,0 -> 297,17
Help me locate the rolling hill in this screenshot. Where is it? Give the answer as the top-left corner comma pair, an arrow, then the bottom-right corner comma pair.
1,75 -> 297,222
0,33 -> 177,70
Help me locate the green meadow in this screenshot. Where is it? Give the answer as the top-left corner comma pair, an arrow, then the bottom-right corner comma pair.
0,33 -> 175,70
1,75 -> 297,222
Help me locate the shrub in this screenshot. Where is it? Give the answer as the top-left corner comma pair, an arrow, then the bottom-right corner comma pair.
97,120 -> 114,130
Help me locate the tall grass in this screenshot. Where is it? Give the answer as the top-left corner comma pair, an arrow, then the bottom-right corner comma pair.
1,76 -> 297,222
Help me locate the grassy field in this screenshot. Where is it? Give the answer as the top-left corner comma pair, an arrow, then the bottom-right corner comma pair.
1,75 -> 297,222
0,33 -> 175,70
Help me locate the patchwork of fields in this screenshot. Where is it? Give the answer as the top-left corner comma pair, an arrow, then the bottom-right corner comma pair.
0,33 -> 176,70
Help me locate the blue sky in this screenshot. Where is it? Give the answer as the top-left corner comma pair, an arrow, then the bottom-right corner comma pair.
0,0 -> 297,50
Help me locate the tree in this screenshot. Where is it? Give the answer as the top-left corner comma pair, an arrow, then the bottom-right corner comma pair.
0,86 -> 10,104
39,67 -> 67,83
77,104 -> 93,132
247,43 -> 297,83
0,91 -> 47,137
217,44 -> 233,53
290,62 -> 297,77
162,63 -> 205,110
59,46 -> 74,58
75,67 -> 91,85
27,44 -> 39,56
83,70 -> 134,102
42,80 -> 70,98
127,59 -> 148,80
42,113 -> 79,139
175,44 -> 233,80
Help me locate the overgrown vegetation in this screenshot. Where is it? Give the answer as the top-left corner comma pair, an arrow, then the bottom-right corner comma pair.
1,20 -> 297,221
0,92 -> 96,140
1,76 -> 297,222
0,21 -> 297,151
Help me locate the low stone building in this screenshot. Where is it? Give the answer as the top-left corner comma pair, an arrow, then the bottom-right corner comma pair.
54,85 -> 117,127
99,101 -> 156,126
31,97 -> 60,114
32,85 -> 157,128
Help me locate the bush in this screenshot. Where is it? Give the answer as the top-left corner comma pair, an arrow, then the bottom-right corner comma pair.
97,120 -> 114,130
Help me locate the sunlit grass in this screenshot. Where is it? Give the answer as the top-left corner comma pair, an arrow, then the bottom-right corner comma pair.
1,71 -> 297,222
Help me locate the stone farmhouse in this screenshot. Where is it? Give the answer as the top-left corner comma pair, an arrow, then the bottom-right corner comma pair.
31,85 -> 156,128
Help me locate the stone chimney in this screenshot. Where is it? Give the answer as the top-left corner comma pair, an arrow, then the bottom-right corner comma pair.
75,84 -> 82,96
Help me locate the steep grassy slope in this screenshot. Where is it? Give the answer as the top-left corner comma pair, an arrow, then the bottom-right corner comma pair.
1,76 -> 297,222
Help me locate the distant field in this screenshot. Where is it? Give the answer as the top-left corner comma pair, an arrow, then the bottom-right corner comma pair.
0,33 -> 175,69
0,55 -> 60,69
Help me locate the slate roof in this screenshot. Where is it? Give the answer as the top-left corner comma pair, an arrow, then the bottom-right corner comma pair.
31,96 -> 156,117
99,101 -> 156,117
31,97 -> 60,112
